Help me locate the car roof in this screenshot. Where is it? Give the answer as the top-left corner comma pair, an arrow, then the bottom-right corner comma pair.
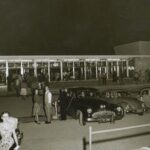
101,89 -> 129,93
67,87 -> 98,91
139,87 -> 150,94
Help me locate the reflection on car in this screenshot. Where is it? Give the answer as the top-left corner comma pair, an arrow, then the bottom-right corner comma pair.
100,89 -> 147,115
64,87 -> 124,125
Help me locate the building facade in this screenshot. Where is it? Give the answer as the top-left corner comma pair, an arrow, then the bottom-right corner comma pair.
0,55 -> 134,86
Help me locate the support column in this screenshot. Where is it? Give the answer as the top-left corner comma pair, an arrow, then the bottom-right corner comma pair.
106,60 -> 108,79
95,61 -> 98,79
20,61 -> 23,75
48,61 -> 50,82
6,61 -> 9,84
60,61 -> 63,81
111,61 -> 113,74
126,60 -> 129,77
84,61 -> 87,80
34,61 -> 37,77
90,62 -> 92,78
73,61 -> 75,80
117,61 -> 119,77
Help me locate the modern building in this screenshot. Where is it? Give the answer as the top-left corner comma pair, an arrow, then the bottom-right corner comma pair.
0,55 -> 134,86
114,41 -> 150,77
114,41 -> 150,55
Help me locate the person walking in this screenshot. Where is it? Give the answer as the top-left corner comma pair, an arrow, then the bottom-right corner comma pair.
20,80 -> 28,100
33,89 -> 42,124
44,86 -> 52,124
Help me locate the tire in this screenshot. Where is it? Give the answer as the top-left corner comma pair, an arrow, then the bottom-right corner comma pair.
115,106 -> 124,120
79,111 -> 85,126
138,111 -> 144,116
118,102 -> 128,115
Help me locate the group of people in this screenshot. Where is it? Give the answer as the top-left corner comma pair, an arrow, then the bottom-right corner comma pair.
32,86 -> 53,124
0,86 -> 54,150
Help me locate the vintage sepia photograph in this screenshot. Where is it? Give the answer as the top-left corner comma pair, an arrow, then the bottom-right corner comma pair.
0,1 -> 150,150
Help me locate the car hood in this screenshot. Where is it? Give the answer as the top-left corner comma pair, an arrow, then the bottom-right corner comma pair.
78,97 -> 118,109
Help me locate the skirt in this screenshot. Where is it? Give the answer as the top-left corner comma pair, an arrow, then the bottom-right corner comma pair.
20,88 -> 27,96
33,103 -> 41,116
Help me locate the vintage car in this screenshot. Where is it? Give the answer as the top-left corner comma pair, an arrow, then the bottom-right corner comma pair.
65,87 -> 124,125
100,89 -> 147,115
139,87 -> 150,108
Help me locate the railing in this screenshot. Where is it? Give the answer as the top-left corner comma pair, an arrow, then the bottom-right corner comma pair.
89,123 -> 150,150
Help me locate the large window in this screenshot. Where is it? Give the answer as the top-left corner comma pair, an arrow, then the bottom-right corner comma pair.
22,61 -> 34,75
86,62 -> 96,79
50,62 -> 61,81
63,62 -> 73,80
74,62 -> 85,80
0,62 -> 6,85
37,62 -> 48,82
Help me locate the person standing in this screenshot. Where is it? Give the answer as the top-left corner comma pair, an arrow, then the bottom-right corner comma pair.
33,89 -> 42,124
59,89 -> 68,120
44,86 -> 52,124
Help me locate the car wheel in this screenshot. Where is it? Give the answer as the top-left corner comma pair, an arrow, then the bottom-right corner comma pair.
138,111 -> 144,116
115,106 -> 124,120
118,102 -> 129,115
79,111 -> 85,126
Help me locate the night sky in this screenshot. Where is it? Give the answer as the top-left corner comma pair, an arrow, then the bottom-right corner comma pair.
0,0 -> 150,55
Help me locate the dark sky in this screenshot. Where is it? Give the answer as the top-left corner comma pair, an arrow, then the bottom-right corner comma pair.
0,0 -> 150,55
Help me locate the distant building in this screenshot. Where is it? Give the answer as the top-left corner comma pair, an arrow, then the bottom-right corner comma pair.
114,41 -> 150,81
0,55 -> 133,87
114,41 -> 150,55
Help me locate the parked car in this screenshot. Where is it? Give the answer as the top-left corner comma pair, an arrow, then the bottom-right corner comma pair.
139,87 -> 150,108
64,87 -> 124,125
100,89 -> 146,115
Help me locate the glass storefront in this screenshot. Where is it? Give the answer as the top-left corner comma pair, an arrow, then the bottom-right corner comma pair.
0,56 -> 138,86
0,62 -> 6,85
50,62 -> 61,81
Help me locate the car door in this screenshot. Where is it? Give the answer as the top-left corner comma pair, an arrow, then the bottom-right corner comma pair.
140,88 -> 150,107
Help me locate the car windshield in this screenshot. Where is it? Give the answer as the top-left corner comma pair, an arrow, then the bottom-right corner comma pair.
68,88 -> 98,98
142,89 -> 150,96
105,91 -> 128,98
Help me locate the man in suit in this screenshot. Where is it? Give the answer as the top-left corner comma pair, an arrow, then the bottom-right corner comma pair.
44,86 -> 52,124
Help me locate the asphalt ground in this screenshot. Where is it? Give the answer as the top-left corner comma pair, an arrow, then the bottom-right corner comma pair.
19,113 -> 150,150
1,94 -> 150,150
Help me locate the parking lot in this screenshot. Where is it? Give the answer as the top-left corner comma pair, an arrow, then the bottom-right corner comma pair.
18,112 -> 150,150
0,90 -> 150,150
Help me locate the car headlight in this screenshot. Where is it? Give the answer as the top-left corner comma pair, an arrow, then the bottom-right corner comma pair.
116,107 -> 122,112
87,108 -> 92,113
100,105 -> 106,109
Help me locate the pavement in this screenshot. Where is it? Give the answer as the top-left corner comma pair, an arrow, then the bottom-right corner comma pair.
1,83 -> 150,150
0,96 -> 150,150
19,113 -> 150,150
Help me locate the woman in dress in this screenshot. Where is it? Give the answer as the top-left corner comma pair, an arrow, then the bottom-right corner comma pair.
33,89 -> 41,124
20,79 -> 28,100
0,112 -> 20,150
